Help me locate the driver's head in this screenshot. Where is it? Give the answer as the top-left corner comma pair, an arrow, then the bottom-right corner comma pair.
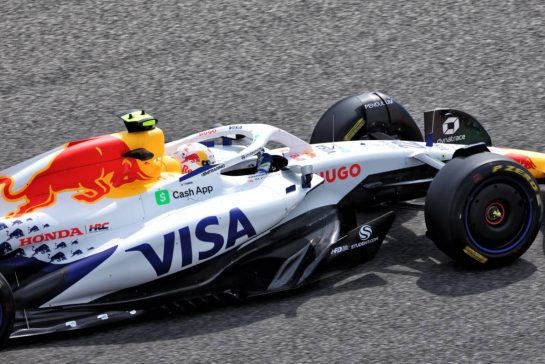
173,143 -> 216,174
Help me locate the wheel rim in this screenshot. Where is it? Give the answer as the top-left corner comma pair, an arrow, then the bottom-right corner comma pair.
484,202 -> 506,226
464,177 -> 533,254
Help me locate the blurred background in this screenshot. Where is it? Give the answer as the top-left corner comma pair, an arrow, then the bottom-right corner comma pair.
2,1 -> 545,362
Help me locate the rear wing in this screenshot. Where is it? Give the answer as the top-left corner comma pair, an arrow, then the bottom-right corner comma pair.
424,109 -> 492,146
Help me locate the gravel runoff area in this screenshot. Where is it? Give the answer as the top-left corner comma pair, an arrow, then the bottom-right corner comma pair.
1,1 -> 545,363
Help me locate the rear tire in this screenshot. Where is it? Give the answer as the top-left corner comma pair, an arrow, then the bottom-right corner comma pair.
310,91 -> 423,143
425,152 -> 543,268
0,273 -> 14,350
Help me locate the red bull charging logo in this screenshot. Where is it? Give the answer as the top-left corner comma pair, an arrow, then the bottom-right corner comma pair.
0,135 -> 154,217
504,153 -> 537,170
180,151 -> 209,174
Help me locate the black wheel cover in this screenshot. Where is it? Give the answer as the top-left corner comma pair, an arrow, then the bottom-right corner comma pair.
310,91 -> 423,143
464,177 -> 532,253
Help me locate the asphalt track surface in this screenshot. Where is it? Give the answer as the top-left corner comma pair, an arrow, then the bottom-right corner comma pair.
1,1 -> 545,363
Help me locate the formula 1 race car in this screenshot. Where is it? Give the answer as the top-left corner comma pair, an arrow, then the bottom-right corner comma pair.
0,91 -> 543,349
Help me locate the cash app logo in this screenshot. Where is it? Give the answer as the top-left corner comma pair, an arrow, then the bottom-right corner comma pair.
155,189 -> 171,205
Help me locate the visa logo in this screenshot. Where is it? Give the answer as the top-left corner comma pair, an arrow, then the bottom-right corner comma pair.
126,208 -> 256,276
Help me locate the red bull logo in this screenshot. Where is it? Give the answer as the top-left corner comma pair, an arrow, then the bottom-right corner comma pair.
182,152 -> 204,165
0,135 -> 154,217
180,151 -> 209,174
505,153 -> 537,170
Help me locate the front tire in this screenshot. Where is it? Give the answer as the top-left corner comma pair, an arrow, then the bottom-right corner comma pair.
425,152 -> 543,268
0,273 -> 14,350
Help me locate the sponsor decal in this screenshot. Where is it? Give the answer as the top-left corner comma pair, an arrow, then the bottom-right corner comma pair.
331,245 -> 349,255
350,239 -> 377,250
229,125 -> 243,130
318,164 -> 361,183
330,225 -> 379,256
155,189 -> 171,205
359,225 -> 372,240
463,246 -> 488,264
181,164 -> 193,174
0,135 -> 155,216
344,117 -> 366,141
435,117 -> 467,143
89,222 -> 110,233
247,174 -> 268,183
180,152 -> 211,174
50,251 -> 67,262
289,152 -> 317,161
436,134 -> 466,143
182,153 -> 202,165
353,224 -> 379,247
173,186 -> 214,199
504,153 -> 537,170
198,129 -> 217,137
201,163 -> 225,176
126,208 -> 256,276
442,117 -> 459,135
20,228 -> 84,246
364,98 -> 393,110
173,190 -> 193,199
8,228 -> 24,240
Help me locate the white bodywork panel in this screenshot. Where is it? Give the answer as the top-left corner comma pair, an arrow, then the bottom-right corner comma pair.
0,124 -> 463,307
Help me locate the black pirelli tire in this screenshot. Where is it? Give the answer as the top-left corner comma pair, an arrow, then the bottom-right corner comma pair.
0,273 -> 14,350
425,152 -> 543,268
310,92 -> 423,143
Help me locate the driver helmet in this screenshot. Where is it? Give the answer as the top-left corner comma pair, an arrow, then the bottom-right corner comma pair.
173,143 -> 216,174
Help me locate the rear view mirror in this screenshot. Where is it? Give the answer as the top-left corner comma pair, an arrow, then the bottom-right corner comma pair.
122,148 -> 155,161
